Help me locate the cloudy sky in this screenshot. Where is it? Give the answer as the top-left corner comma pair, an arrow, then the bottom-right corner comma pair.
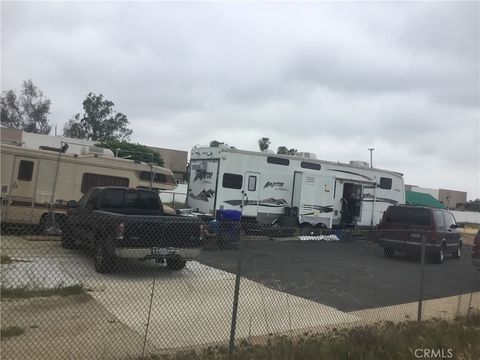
2,1 -> 479,199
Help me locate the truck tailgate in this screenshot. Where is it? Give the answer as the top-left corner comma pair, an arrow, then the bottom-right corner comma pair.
118,216 -> 203,249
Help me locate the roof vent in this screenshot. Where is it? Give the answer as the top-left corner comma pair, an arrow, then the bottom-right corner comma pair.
349,160 -> 370,167
296,152 -> 317,159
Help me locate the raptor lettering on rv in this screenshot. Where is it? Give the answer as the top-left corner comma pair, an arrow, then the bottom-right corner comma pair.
194,170 -> 213,182
264,181 -> 284,189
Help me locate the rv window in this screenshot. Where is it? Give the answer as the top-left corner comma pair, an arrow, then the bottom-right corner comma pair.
139,171 -> 167,183
100,189 -> 124,209
267,156 -> 290,166
17,160 -> 34,181
223,173 -> 243,189
81,173 -> 129,193
248,176 -> 257,191
300,162 -> 321,170
379,177 -> 392,190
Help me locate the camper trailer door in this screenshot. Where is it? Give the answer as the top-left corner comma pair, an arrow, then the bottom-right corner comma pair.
243,171 -> 261,217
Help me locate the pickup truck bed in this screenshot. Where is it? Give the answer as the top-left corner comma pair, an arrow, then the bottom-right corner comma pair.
62,187 -> 203,273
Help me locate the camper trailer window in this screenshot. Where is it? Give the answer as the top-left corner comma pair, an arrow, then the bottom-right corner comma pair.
267,156 -> 290,166
379,177 -> 392,190
17,160 -> 34,181
222,173 -> 243,189
300,162 -> 321,170
139,171 -> 167,183
81,173 -> 129,193
248,176 -> 257,191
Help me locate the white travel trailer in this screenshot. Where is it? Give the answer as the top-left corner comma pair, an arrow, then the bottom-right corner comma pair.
1,141 -> 177,229
187,146 -> 405,229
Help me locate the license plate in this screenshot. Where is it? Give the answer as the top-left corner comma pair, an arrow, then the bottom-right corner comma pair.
151,247 -> 175,256
410,233 -> 421,238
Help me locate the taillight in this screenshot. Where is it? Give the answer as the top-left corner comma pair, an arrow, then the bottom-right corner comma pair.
473,235 -> 480,254
200,224 -> 207,238
117,222 -> 125,240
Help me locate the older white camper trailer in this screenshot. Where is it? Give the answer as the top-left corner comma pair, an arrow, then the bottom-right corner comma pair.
187,146 -> 405,229
1,139 -> 177,230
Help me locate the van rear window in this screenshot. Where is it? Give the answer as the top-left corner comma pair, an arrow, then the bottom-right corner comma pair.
385,207 -> 431,225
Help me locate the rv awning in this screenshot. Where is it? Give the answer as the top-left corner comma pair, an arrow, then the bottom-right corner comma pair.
405,191 -> 445,209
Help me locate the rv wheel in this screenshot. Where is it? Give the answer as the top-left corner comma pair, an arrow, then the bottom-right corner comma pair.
166,258 -> 186,271
94,245 -> 115,273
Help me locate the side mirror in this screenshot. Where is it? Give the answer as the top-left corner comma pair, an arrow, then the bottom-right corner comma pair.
67,200 -> 78,208
450,224 -> 462,229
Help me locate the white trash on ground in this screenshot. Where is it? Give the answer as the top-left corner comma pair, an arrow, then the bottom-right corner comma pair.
298,235 -> 340,241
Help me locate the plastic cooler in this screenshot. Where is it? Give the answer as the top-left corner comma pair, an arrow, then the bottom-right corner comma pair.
215,209 -> 241,248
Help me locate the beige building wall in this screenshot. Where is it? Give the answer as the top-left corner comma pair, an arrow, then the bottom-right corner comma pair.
149,146 -> 188,183
1,127 -> 23,144
438,189 -> 467,209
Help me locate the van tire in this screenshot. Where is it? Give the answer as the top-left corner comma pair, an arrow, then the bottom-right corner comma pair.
431,245 -> 445,264
94,244 -> 115,273
451,242 -> 462,259
384,248 -> 395,258
166,258 -> 186,271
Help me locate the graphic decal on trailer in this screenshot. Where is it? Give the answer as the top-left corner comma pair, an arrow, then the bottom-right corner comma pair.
189,189 -> 215,202
224,198 -> 289,207
301,204 -> 334,214
362,193 -> 399,204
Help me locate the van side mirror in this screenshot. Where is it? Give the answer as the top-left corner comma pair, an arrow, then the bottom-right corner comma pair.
450,224 -> 462,229
67,200 -> 78,208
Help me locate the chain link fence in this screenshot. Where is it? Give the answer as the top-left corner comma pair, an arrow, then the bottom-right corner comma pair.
1,210 -> 479,359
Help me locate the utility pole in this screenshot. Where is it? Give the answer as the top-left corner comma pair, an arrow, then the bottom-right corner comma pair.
368,148 -> 375,168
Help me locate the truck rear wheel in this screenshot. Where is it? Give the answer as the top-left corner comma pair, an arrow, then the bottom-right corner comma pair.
94,245 -> 115,273
166,258 -> 186,271
61,227 -> 75,249
384,247 -> 395,258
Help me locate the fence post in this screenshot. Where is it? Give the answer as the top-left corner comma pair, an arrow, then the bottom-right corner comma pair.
228,235 -> 243,358
417,233 -> 426,322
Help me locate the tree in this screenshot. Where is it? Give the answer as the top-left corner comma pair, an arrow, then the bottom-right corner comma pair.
0,90 -> 22,129
277,146 -> 297,155
96,140 -> 164,166
0,80 -> 51,134
210,140 -> 224,147
465,199 -> 480,212
258,137 -> 271,151
63,93 -> 132,142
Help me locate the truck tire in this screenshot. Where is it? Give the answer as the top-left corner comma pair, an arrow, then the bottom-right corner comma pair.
383,247 -> 395,258
166,258 -> 186,271
94,244 -> 115,273
61,227 -> 75,249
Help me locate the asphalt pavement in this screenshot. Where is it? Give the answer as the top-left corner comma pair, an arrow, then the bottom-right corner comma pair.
199,239 -> 480,312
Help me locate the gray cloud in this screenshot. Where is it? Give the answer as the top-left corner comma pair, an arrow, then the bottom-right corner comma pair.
2,1 -> 479,198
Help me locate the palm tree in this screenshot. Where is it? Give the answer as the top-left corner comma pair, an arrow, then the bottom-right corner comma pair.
258,137 -> 271,151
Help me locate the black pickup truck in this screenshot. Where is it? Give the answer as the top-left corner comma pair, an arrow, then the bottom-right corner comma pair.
61,187 -> 204,273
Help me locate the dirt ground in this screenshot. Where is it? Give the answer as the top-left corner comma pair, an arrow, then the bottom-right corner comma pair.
0,293 -> 157,360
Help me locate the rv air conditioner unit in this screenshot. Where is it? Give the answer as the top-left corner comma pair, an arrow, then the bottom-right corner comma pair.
296,152 -> 317,159
81,146 -> 114,157
349,160 -> 370,167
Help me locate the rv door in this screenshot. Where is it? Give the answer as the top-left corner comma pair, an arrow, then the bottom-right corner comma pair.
5,156 -> 38,223
243,171 -> 261,217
